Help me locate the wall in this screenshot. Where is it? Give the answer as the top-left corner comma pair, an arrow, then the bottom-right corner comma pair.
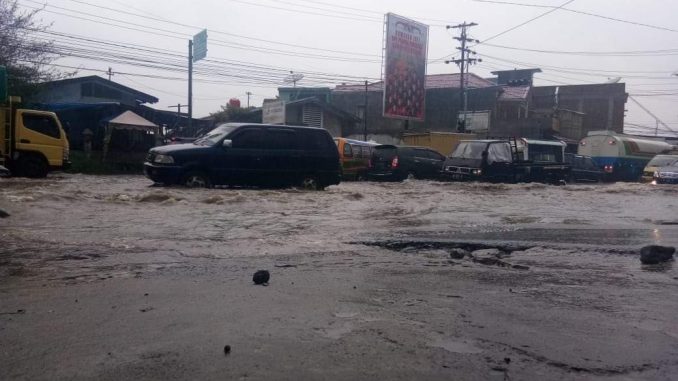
331,87 -> 501,138
531,83 -> 627,137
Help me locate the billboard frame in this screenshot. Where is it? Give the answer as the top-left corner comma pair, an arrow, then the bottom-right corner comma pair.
382,13 -> 429,122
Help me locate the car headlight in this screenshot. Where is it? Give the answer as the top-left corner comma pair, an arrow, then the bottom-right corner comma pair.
154,154 -> 174,164
653,171 -> 659,178
472,169 -> 482,175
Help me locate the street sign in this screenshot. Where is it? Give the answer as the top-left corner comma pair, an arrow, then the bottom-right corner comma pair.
0,66 -> 7,102
193,29 -> 208,62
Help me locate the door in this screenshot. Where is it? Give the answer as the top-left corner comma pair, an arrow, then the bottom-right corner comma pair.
15,111 -> 64,166
218,128 -> 264,185
261,128 -> 301,186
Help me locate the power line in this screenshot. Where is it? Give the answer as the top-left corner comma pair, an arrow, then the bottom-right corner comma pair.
475,0 -> 574,45
65,0 -> 381,58
472,0 -> 678,33
482,42 -> 678,58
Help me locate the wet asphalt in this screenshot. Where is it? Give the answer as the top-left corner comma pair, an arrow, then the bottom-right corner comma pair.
1,174 -> 677,380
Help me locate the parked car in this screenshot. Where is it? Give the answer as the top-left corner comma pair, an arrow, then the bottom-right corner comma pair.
653,163 -> 678,184
642,154 -> 678,183
144,123 -> 341,190
334,138 -> 379,181
564,153 -> 603,183
367,145 -> 446,181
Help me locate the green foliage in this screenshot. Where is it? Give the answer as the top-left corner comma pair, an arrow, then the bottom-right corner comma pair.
209,103 -> 261,124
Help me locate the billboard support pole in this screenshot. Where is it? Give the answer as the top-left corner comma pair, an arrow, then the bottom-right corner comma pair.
363,80 -> 368,141
188,39 -> 193,131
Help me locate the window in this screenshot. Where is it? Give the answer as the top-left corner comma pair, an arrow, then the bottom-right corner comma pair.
343,142 -> 353,156
351,144 -> 362,158
264,129 -> 299,150
426,150 -> 445,161
22,113 -> 61,139
232,129 -> 262,149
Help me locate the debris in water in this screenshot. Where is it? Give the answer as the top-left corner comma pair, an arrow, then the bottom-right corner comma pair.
137,192 -> 180,203
640,245 -> 675,264
449,248 -> 470,260
0,209 -> 9,218
274,264 -> 297,268
512,264 -> 530,270
0,309 -> 25,315
224,345 -> 231,355
202,195 -> 224,204
252,270 -> 270,285
345,192 -> 364,200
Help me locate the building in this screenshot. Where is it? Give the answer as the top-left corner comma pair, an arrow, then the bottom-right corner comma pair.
31,75 -> 158,106
327,68 -> 627,143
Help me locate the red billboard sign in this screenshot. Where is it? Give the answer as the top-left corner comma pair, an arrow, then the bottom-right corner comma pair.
383,13 -> 429,121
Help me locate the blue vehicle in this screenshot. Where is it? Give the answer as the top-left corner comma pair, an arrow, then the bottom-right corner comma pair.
578,131 -> 675,182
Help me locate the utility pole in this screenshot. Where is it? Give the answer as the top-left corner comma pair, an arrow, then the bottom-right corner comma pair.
188,39 -> 193,131
363,80 -> 368,141
246,92 -> 252,108
168,104 -> 188,128
445,22 -> 481,133
107,67 -> 114,81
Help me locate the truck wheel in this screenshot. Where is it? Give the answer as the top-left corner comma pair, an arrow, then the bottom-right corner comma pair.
18,154 -> 48,178
182,171 -> 211,188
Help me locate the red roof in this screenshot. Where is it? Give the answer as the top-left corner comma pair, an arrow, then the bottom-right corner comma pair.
334,73 -> 496,92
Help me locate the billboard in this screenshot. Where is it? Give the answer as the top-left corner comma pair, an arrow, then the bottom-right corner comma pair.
262,99 -> 286,124
193,29 -> 208,62
383,13 -> 429,121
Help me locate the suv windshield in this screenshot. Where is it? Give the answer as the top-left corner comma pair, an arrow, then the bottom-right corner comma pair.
194,124 -> 238,146
450,142 -> 488,159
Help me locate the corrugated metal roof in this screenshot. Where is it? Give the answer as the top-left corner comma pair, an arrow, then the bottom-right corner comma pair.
498,85 -> 530,101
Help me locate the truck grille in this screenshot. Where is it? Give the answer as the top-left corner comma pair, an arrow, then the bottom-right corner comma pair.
445,166 -> 471,174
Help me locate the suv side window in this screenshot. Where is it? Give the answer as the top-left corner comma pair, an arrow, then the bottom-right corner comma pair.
303,130 -> 334,151
265,129 -> 299,150
427,150 -> 445,161
22,113 -> 61,139
232,129 -> 262,149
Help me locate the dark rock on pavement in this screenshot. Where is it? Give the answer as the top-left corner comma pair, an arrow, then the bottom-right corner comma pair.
0,209 -> 9,218
449,248 -> 470,260
253,270 -> 270,285
640,245 -> 675,264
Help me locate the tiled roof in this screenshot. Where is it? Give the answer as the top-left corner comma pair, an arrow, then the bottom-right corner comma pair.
334,73 -> 496,92
498,85 -> 531,101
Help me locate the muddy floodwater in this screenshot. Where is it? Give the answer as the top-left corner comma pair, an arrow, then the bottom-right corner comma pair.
1,174 -> 678,380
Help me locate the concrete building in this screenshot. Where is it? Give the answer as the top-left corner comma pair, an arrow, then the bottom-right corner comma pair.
327,68 -> 627,143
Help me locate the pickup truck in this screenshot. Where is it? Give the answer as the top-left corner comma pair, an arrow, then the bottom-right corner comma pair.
441,139 -> 570,184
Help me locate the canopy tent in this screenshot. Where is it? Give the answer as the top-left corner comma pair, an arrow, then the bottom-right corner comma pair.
102,110 -> 160,160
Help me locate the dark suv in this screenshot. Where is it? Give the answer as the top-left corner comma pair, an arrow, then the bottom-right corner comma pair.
144,123 -> 341,189
367,145 -> 446,181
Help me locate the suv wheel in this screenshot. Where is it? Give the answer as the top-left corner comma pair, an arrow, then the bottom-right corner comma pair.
301,176 -> 324,190
182,171 -> 211,188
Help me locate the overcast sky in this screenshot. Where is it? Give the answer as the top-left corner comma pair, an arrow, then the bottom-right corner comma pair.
18,0 -> 678,136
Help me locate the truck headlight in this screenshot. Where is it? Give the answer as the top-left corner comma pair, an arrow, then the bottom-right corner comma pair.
154,154 -> 174,164
472,169 -> 482,175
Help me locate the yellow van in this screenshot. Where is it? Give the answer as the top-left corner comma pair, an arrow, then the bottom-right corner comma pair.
334,138 -> 378,180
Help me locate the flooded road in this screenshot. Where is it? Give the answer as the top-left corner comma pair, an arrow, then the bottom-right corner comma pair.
1,175 -> 678,380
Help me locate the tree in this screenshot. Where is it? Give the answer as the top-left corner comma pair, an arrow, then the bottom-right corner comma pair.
0,0 -> 69,96
209,103 -> 260,123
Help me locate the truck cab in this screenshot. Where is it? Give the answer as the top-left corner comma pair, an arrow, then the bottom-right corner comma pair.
1,96 -> 70,177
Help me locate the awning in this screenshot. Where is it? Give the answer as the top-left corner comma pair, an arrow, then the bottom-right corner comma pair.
108,110 -> 158,131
